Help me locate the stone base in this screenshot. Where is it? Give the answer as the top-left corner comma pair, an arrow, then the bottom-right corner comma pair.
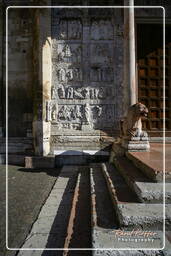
122,138 -> 150,152
81,123 -> 93,131
25,156 -> 55,169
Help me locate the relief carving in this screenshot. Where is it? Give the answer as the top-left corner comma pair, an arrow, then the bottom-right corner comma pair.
57,68 -> 82,83
57,68 -> 66,82
51,104 -> 57,121
51,86 -> 57,99
58,85 -> 66,99
59,20 -> 67,39
91,67 -> 113,82
46,101 -> 58,122
58,45 -> 82,63
68,20 -> 82,39
91,20 -> 113,40
57,86 -> 110,100
58,105 -> 83,122
84,103 -> 91,124
58,105 -> 72,121
67,87 -> 74,99
58,19 -> 82,40
74,88 -> 85,99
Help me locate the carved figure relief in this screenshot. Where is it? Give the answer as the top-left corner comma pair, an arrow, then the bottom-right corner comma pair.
58,19 -> 82,40
57,68 -> 82,83
84,103 -> 91,124
56,86 -> 112,100
74,88 -> 85,99
68,20 -> 82,39
58,45 -> 82,63
59,20 -> 67,39
58,105 -> 83,122
73,46 -> 82,62
51,105 -> 57,121
67,87 -> 74,99
75,105 -> 82,119
46,101 -> 58,122
57,68 -> 66,82
66,69 -> 74,81
93,105 -> 102,118
91,67 -> 113,82
58,105 -> 71,121
51,86 -> 57,99
52,13 -> 117,135
58,85 -> 65,99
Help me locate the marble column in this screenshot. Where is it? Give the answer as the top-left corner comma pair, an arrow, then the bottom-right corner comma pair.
123,0 -> 137,112
32,3 -> 52,156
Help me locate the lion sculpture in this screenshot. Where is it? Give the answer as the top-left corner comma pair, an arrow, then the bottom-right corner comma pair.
120,102 -> 148,139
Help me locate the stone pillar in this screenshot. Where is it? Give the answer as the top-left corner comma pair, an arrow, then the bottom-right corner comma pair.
123,0 -> 137,111
32,4 -> 52,156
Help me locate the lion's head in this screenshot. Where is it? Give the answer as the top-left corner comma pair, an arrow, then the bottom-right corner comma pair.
132,102 -> 148,118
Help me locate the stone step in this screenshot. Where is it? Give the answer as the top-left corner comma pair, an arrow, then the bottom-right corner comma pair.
90,163 -> 118,230
126,151 -> 171,182
134,181 -> 171,204
90,163 -> 164,250
101,163 -> 171,230
55,149 -> 109,167
112,156 -> 171,203
63,166 -> 91,254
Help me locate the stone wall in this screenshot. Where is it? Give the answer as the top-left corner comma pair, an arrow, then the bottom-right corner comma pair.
7,8 -> 33,137
0,0 -> 170,157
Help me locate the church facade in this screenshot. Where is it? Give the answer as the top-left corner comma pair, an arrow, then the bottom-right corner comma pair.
0,0 -> 170,164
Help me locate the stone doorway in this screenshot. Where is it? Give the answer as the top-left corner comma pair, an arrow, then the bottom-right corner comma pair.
48,8 -> 124,154
137,24 -> 171,137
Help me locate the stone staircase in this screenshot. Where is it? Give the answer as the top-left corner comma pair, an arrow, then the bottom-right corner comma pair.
17,152 -> 171,256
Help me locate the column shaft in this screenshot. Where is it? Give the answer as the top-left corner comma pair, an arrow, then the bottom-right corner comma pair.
124,0 -> 137,111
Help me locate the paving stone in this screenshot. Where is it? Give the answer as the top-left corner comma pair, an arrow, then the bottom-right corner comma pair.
18,166 -> 78,251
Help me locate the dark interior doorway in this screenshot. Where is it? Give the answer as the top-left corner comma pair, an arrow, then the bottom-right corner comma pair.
137,24 -> 171,136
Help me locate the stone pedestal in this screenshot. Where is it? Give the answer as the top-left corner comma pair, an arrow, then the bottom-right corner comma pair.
121,138 -> 150,152
110,135 -> 150,163
81,123 -> 93,131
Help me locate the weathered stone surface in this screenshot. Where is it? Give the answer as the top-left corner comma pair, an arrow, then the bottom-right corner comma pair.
117,203 -> 169,230
122,139 -> 150,152
48,8 -> 124,153
135,182 -> 171,203
126,151 -> 171,182
25,156 -> 55,169
18,166 -> 78,250
93,249 -> 164,256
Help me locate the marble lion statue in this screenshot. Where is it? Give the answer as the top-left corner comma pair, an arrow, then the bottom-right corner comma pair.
120,102 -> 148,139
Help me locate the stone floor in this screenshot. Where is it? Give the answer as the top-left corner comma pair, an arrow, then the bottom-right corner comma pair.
0,165 -> 60,256
0,142 -> 170,256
